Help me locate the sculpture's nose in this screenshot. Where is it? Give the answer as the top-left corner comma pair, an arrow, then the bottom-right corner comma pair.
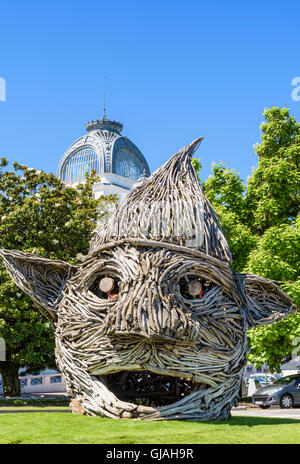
104,280 -> 199,343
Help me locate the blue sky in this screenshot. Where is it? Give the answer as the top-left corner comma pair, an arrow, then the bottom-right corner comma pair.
0,0 -> 300,183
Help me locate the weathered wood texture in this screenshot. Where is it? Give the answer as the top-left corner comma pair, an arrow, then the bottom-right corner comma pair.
90,138 -> 232,263
0,138 -> 297,421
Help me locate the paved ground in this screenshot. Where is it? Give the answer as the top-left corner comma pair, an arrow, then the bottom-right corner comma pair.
232,407 -> 300,420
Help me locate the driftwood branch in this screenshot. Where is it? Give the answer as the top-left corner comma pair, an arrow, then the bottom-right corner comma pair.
0,138 -> 297,421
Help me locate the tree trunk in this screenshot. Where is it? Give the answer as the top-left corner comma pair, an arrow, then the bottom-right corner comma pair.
0,362 -> 21,397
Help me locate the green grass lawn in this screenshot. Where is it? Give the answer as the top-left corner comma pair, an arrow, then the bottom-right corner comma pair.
0,413 -> 300,444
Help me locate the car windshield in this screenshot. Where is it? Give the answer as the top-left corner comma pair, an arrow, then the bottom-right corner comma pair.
273,375 -> 299,385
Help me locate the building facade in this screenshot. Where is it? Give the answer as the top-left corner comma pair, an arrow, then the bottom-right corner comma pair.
0,370 -> 67,395
57,114 -> 150,202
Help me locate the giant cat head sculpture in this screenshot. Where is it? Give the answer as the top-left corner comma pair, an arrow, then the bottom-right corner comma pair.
0,138 -> 296,420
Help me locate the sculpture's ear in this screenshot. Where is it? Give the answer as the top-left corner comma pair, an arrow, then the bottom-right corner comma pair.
235,273 -> 297,327
0,249 -> 75,322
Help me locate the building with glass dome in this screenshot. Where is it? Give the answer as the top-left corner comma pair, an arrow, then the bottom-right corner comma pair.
57,114 -> 150,201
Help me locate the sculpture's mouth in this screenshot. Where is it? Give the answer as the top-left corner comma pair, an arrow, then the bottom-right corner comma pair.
98,370 -> 203,407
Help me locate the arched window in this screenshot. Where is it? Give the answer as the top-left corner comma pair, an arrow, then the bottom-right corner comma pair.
62,147 -> 99,183
114,148 -> 145,180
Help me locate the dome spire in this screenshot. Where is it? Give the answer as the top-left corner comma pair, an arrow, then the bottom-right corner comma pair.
85,79 -> 123,133
103,76 -> 107,119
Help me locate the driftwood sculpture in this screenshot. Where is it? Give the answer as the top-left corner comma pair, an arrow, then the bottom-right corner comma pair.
0,138 -> 297,421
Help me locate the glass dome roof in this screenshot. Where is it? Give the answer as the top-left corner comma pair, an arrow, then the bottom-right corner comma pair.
61,147 -> 99,183
113,148 -> 145,180
57,114 -> 150,184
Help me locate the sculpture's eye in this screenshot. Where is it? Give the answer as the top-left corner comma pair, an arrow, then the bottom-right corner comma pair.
89,275 -> 120,300
179,276 -> 212,299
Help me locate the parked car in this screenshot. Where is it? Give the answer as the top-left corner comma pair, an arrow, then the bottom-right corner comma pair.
245,373 -> 282,387
252,374 -> 300,409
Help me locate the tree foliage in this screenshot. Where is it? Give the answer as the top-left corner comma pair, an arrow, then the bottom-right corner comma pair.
201,163 -> 257,272
246,107 -> 300,233
193,107 -> 300,371
0,159 -> 117,394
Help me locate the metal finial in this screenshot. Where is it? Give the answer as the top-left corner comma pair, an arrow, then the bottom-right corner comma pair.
103,77 -> 106,118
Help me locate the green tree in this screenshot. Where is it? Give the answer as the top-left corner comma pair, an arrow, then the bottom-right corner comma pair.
246,107 -> 300,233
201,163 -> 258,272
0,159 -> 117,396
245,108 -> 300,371
193,107 -> 300,371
